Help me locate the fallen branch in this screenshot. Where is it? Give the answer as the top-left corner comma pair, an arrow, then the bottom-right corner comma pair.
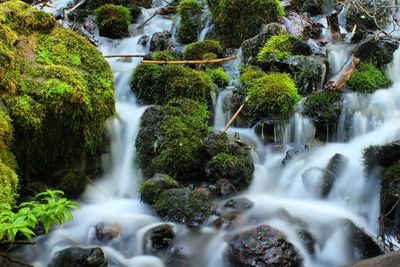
224,99 -> 246,132
137,0 -> 177,29
143,56 -> 237,65
324,56 -> 360,90
104,54 -> 146,58
86,177 -> 110,198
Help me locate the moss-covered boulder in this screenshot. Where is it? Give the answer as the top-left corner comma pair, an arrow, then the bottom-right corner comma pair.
345,0 -> 390,32
183,40 -> 224,60
95,4 -> 131,39
136,99 -> 211,180
0,109 -> 18,205
291,0 -> 326,15
140,173 -> 180,205
207,0 -> 284,47
347,62 -> 391,93
177,0 -> 202,44
302,91 -> 342,141
153,188 -> 212,226
0,1 -> 115,183
246,72 -> 301,121
130,63 -> 214,105
206,67 -> 230,88
56,170 -> 88,199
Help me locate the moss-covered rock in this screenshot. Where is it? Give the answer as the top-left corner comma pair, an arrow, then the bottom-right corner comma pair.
183,40 -> 224,60
347,62 -> 391,93
0,1 -> 115,183
86,0 -> 151,9
95,4 -> 131,39
136,99 -> 211,180
56,170 -> 88,199
246,72 -> 301,120
258,34 -> 305,63
153,188 -> 212,226
207,0 -> 284,47
206,67 -> 229,88
131,63 -> 214,105
150,50 -> 178,61
140,173 -> 180,205
303,91 -> 342,123
345,0 -> 390,32
177,0 -> 202,44
291,0 -> 325,15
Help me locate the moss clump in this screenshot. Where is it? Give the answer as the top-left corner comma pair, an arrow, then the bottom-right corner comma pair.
140,173 -> 180,205
383,162 -> 400,195
177,0 -> 202,44
153,188 -> 212,226
258,34 -> 303,62
0,109 -> 18,205
136,99 -> 211,180
246,73 -> 300,119
207,0 -> 284,47
95,4 -> 131,39
131,63 -> 214,105
206,67 -> 230,88
302,91 -> 342,123
239,65 -> 265,87
347,62 -> 391,93
0,1 -> 115,179
57,170 -> 88,199
183,40 -> 224,60
150,51 -> 177,61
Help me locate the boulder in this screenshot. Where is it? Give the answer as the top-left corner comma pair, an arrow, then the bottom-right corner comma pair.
48,247 -> 108,267
140,173 -> 180,205
346,221 -> 383,260
225,225 -> 303,267
321,153 -> 348,197
349,250 -> 400,267
142,224 -> 175,255
282,144 -> 309,165
95,222 -> 121,242
362,141 -> 400,174
149,31 -> 174,52
95,4 -> 131,39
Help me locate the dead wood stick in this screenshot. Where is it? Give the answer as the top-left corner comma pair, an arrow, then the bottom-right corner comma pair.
324,56 -> 360,90
137,0 -> 176,29
143,56 -> 237,65
224,101 -> 246,132
86,177 -> 111,197
104,54 -> 146,58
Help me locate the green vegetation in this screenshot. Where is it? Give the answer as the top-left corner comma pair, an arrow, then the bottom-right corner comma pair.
347,62 -> 391,93
153,188 -> 212,226
95,4 -> 131,39
303,91 -> 342,123
0,1 -> 115,186
206,67 -> 230,88
258,34 -> 302,62
383,162 -> 400,195
150,51 -> 177,61
0,190 -> 78,242
206,0 -> 284,47
131,63 -> 214,105
140,173 -> 180,205
183,40 -> 224,60
239,65 -> 265,87
177,0 -> 202,44
246,73 -> 301,119
136,99 -> 211,180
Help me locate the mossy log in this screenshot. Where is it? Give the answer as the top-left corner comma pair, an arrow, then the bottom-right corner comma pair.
324,56 -> 360,90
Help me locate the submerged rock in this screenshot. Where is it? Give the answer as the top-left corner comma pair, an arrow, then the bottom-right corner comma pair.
282,144 -> 309,165
140,173 -> 180,205
150,31 -> 174,52
225,225 -> 303,267
321,153 -> 348,197
48,247 -> 108,267
95,222 -> 121,242
349,250 -> 400,267
143,224 -> 175,255
346,221 -> 383,260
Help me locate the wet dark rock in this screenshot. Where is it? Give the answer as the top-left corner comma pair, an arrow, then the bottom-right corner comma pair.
213,197 -> 254,229
216,178 -> 237,196
282,144 -> 309,165
291,0 -> 325,15
288,55 -> 326,96
143,224 -> 175,255
149,31 -> 174,52
154,188 -> 212,227
363,140 -> 400,174
349,250 -> 400,267
138,35 -> 150,46
0,253 -> 30,267
223,197 -> 254,212
56,170 -> 88,199
95,222 -> 121,242
298,229 -> 315,255
346,221 -> 383,260
225,225 -> 303,267
321,153 -> 348,197
345,0 -> 390,32
304,22 -> 323,39
241,23 -> 287,64
140,173 -> 180,205
48,247 -> 108,267
354,35 -> 399,68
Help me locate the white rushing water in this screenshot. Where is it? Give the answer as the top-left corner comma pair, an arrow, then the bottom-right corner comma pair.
23,1 -> 400,266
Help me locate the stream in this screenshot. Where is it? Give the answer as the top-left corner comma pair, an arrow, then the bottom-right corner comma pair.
21,1 -> 400,266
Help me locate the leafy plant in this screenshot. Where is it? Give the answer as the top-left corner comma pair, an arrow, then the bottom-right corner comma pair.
0,190 -> 79,242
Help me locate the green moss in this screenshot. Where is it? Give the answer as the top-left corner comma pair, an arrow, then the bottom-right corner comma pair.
383,163 -> 400,193
0,2 -> 115,176
140,173 -> 180,205
183,40 -> 223,60
57,170 -> 87,199
95,4 -> 131,39
246,73 -> 300,119
131,63 -> 214,105
207,0 -> 284,47
239,65 -> 265,87
150,51 -> 177,61
0,162 -> 18,205
347,62 -> 391,93
177,0 -> 202,44
302,91 -> 342,123
258,34 -> 302,62
206,67 -> 230,88
136,99 -> 211,179
153,188 -> 212,226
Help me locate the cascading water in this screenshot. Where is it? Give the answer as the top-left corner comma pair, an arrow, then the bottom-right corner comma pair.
20,1 -> 400,267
